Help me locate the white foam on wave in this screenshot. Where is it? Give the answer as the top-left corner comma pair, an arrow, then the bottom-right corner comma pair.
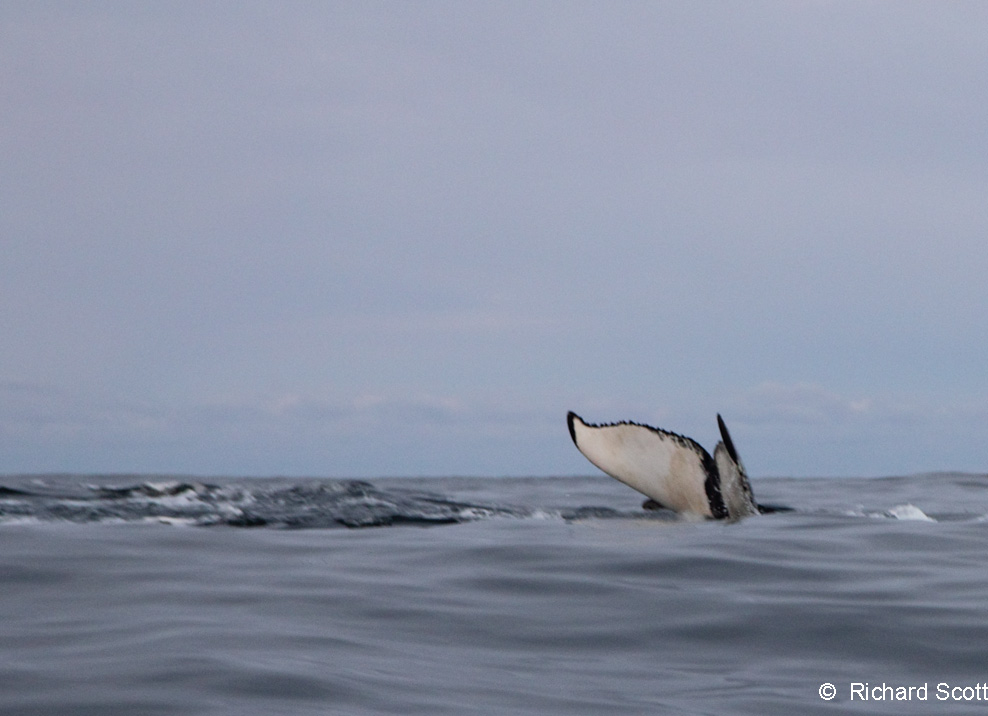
885,504 -> 935,522
522,508 -> 562,522
145,516 -> 199,526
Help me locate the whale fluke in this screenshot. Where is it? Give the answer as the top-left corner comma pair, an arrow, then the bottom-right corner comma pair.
567,411 -> 774,520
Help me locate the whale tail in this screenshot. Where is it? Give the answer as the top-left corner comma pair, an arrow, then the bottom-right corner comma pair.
567,411 -> 775,519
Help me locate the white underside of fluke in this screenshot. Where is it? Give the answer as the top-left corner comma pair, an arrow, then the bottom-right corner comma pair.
567,411 -> 758,520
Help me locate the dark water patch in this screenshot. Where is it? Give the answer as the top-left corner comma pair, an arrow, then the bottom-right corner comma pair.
0,477 -> 533,529
0,476 -> 684,529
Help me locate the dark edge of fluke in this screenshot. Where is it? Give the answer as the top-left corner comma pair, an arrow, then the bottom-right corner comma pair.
567,411 -> 579,445
716,413 -> 740,465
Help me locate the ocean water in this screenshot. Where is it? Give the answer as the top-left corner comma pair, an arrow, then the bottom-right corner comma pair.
3,472 -> 988,715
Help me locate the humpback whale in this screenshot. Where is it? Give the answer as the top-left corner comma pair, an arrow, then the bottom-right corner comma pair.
567,411 -> 778,520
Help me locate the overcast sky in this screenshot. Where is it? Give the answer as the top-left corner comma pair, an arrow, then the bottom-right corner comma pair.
3,2 -> 988,478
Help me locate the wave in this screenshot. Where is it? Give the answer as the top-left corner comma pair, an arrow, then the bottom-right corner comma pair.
0,478 -> 660,529
0,476 -> 970,528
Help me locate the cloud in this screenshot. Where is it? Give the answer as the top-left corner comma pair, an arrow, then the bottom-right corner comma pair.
2,377 -> 988,478
714,381 -> 988,476
731,382 -> 875,426
0,381 -> 568,476
731,381 -> 988,431
0,381 -> 164,436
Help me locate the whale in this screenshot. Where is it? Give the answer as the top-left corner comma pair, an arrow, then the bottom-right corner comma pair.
567,411 -> 783,519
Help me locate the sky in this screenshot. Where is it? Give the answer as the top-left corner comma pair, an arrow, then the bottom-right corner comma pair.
3,2 -> 988,479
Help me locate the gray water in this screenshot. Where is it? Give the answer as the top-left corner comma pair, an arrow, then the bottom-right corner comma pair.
2,473 -> 988,715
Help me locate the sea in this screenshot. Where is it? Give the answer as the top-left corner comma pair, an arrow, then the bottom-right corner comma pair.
3,472 -> 988,715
